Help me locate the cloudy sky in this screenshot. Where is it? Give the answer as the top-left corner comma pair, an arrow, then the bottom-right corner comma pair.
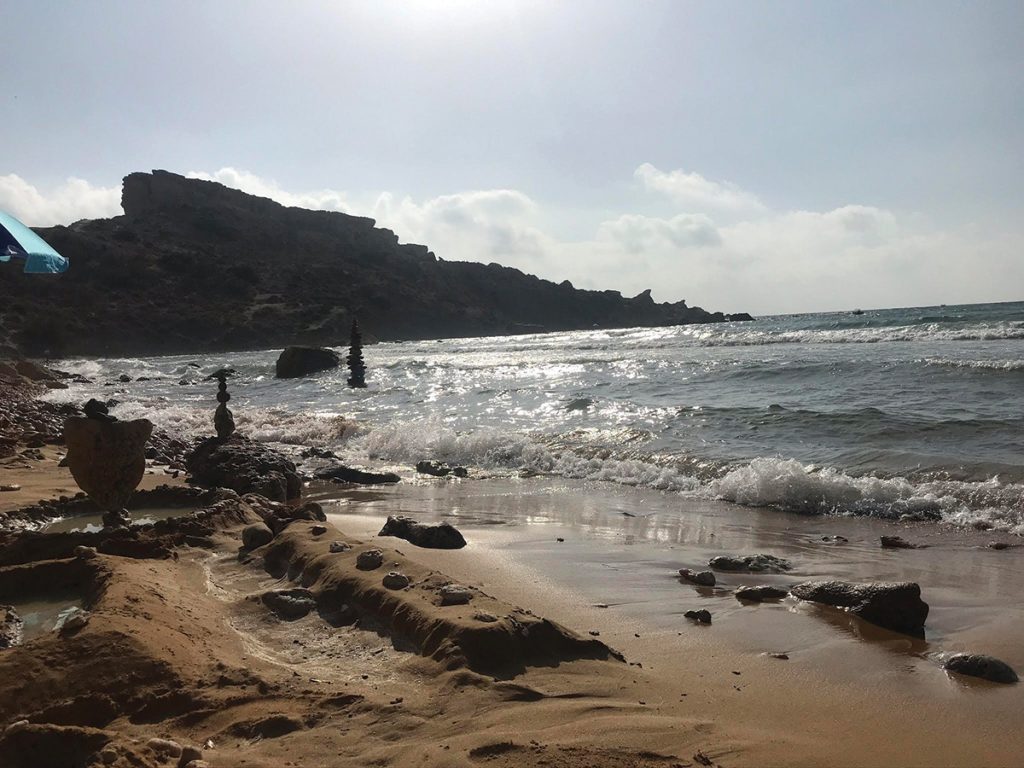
2,0 -> 1022,314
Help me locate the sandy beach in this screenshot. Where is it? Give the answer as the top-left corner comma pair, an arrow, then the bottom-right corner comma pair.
3,439 -> 1022,767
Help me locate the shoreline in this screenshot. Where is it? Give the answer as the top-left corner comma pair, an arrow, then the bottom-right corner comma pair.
2,376 -> 1023,766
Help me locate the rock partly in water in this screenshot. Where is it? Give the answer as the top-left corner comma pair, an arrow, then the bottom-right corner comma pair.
678,568 -> 716,587
378,515 -> 467,549
242,524 -> 274,550
439,584 -> 473,606
275,346 -> 341,379
0,605 -> 24,649
684,609 -> 712,625
314,465 -> 401,485
880,535 -> 926,549
942,653 -> 1018,684
415,460 -> 469,478
734,585 -> 789,602
262,589 -> 317,620
790,580 -> 929,637
356,549 -> 385,571
185,435 -> 302,501
709,554 -> 792,573
63,416 -> 153,513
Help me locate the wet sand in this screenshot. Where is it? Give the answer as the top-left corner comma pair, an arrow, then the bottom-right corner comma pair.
314,475 -> 1024,767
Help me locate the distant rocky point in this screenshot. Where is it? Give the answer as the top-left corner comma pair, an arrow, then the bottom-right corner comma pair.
1,170 -> 750,357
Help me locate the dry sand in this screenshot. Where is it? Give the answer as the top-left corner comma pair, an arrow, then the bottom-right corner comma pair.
1,458 -> 1022,767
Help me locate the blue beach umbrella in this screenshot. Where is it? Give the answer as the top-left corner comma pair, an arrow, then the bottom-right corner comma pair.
0,210 -> 69,274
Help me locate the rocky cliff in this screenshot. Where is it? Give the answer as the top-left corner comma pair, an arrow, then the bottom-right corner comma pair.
0,170 -> 745,357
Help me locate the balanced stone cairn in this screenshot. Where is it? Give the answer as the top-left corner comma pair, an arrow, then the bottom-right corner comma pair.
346,319 -> 367,388
64,400 -> 153,528
214,373 -> 235,438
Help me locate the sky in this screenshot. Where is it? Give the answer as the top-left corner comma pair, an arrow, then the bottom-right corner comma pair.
2,0 -> 1022,315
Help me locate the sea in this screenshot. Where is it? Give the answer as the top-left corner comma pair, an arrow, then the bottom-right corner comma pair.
44,300 -> 1024,535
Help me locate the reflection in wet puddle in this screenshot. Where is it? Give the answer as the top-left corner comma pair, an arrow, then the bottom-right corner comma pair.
43,507 -> 191,534
15,595 -> 85,641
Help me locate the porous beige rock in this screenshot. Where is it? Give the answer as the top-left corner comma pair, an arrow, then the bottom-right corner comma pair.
64,417 -> 153,512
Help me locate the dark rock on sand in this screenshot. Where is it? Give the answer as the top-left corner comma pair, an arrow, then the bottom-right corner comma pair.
291,501 -> 327,522
709,554 -> 792,573
315,464 -> 401,485
262,589 -> 317,620
356,549 -> 384,570
185,435 -> 301,501
0,605 -> 24,649
64,416 -> 153,513
735,585 -> 789,602
943,653 -> 1018,684
684,609 -> 712,625
678,568 -> 716,587
382,572 -> 411,590
378,515 -> 467,549
439,584 -> 473,606
310,524 -> 327,536
415,460 -> 469,478
275,346 -> 340,379
790,580 -> 929,637
329,541 -> 352,553
242,524 -> 274,550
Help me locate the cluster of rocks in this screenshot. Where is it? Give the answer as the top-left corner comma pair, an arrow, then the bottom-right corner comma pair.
675,551 -> 1018,684
186,434 -> 302,501
415,460 -> 468,478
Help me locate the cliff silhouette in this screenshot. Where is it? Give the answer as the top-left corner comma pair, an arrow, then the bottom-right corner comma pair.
1,170 -> 747,357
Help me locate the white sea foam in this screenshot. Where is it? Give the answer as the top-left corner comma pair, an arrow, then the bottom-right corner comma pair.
921,357 -> 1024,371
681,322 -> 1024,347
709,457 -> 1024,534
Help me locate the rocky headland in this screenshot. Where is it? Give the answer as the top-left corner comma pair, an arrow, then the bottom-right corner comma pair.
0,170 -> 749,358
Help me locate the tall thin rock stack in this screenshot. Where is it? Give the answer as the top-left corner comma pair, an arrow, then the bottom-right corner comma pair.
346,319 -> 367,388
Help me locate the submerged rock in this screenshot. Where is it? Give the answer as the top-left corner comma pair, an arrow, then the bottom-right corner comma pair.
275,346 -> 340,379
709,554 -> 792,573
262,589 -> 317,620
678,568 -> 716,587
0,605 -> 24,649
880,535 -> 925,549
943,653 -> 1018,684
378,516 -> 467,549
315,465 -> 401,485
684,609 -> 712,625
734,585 -> 789,602
790,580 -> 929,637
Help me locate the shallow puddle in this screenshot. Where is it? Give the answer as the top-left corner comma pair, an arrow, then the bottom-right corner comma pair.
14,594 -> 85,641
43,506 -> 192,533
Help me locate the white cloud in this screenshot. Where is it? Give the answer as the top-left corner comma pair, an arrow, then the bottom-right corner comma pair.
634,162 -> 766,215
0,174 -> 122,226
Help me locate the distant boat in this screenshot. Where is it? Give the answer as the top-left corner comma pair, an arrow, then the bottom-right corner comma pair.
851,309 -> 864,315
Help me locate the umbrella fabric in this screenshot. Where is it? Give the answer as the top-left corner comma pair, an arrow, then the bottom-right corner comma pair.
0,210 -> 69,273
